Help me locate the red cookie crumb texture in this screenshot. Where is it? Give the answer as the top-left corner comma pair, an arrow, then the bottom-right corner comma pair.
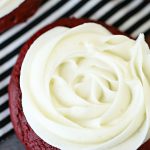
0,0 -> 45,33
8,18 -> 150,150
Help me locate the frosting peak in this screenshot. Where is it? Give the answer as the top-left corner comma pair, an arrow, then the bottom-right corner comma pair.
20,23 -> 150,150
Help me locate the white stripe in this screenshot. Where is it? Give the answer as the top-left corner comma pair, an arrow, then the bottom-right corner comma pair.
0,122 -> 13,137
119,4 -> 150,31
90,0 -> 121,20
72,0 -> 101,18
0,55 -> 18,74
106,0 -> 142,25
0,94 -> 8,105
0,76 -> 10,89
29,0 -> 80,30
1,0 -> 79,59
131,20 -> 150,37
0,108 -> 10,121
0,0 -> 61,43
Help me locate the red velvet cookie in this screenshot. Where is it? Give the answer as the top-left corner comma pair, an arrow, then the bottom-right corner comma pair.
8,18 -> 150,150
0,0 -> 45,33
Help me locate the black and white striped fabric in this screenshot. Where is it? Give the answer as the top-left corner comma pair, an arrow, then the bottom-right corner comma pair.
0,0 -> 150,140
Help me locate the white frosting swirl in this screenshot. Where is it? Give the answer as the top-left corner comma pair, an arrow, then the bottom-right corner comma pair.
0,0 -> 24,18
20,23 -> 150,150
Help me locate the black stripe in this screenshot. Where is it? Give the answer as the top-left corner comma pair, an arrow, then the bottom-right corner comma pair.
60,0 -> 88,18
0,68 -> 12,82
0,86 -> 7,97
145,28 -> 150,36
1,0 -> 88,62
0,129 -> 14,140
125,14 -> 150,34
113,1 -> 147,27
1,47 -> 21,66
0,100 -> 8,113
0,115 -> 11,128
81,0 -> 108,18
1,0 -> 68,49
98,0 -> 132,21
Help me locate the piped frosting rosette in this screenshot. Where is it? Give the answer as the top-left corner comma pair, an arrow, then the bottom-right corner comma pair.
20,23 -> 150,150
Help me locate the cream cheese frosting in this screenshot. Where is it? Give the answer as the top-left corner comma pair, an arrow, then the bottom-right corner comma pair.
0,0 -> 25,18
20,23 -> 150,150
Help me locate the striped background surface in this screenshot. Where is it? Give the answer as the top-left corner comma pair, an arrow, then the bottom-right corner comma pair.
0,0 -> 150,140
